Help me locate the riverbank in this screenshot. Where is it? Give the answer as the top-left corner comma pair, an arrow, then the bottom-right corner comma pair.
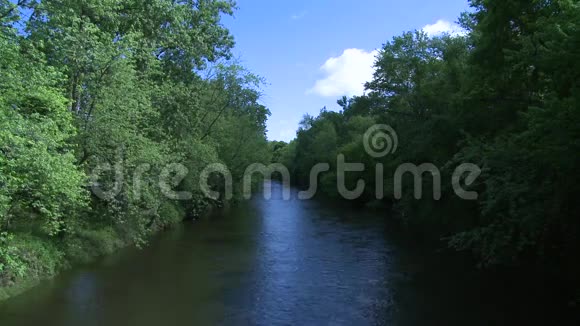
0,229 -> 133,302
0,203 -> 219,302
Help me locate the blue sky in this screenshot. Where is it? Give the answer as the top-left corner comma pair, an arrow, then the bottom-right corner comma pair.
222,0 -> 470,142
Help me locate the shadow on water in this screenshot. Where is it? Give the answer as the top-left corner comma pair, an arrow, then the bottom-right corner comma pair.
0,182 -> 577,325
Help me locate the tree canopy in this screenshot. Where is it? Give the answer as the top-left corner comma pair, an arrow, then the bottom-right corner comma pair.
1,0 -> 271,293
279,0 -> 580,297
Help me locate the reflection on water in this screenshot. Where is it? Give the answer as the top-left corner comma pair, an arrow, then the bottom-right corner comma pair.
0,182 -> 556,325
227,182 -> 394,324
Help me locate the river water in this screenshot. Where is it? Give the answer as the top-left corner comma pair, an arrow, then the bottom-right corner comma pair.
0,182 -> 560,325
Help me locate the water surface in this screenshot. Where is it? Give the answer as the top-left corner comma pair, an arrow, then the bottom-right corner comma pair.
0,182 -> 550,325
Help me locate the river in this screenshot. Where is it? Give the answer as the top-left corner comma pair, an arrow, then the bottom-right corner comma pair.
0,182 -> 559,325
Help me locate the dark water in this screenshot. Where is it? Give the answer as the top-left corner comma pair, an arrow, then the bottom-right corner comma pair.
0,183 -> 569,325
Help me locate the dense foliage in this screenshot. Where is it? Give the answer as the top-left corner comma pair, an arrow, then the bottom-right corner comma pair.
1,0 -> 271,296
279,0 -> 580,298
2,0 -> 579,308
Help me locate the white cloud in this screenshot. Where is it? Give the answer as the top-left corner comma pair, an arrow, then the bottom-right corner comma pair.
422,19 -> 465,37
308,48 -> 378,97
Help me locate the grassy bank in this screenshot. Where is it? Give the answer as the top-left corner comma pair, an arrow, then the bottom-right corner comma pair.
0,201 -> 209,302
